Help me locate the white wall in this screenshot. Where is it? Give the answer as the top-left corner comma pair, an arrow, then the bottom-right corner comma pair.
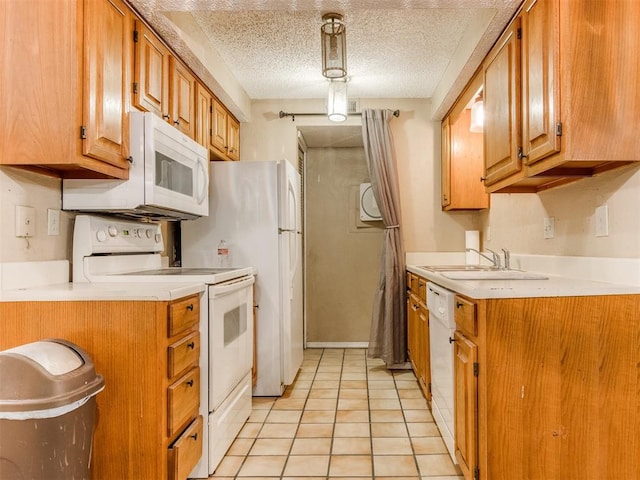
0,167 -> 72,264
241,98 -> 479,254
481,164 -> 640,258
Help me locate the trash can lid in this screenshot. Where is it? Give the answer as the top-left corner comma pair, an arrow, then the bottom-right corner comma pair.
0,339 -> 104,414
2,341 -> 83,375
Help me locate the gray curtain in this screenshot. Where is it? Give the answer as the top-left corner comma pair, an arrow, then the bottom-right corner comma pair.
361,109 -> 407,367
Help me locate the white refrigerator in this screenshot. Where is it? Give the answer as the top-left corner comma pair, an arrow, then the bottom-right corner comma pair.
181,160 -> 303,396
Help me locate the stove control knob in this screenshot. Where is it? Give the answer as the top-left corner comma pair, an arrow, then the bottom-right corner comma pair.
145,228 -> 154,239
134,228 -> 144,238
96,230 -> 107,242
155,233 -> 162,244
108,225 -> 118,237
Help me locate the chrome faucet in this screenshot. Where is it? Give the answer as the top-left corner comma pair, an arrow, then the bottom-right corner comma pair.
501,248 -> 511,270
466,248 -> 501,269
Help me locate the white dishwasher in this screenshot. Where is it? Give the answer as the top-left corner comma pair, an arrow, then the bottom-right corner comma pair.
426,282 -> 457,464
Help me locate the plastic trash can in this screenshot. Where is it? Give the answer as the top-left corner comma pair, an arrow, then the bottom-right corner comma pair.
0,339 -> 105,480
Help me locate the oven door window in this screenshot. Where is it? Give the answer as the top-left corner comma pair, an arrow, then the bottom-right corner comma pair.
223,305 -> 247,346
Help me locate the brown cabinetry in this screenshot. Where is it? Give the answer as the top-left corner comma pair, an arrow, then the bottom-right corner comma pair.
0,293 -> 204,480
132,22 -> 196,140
449,291 -> 640,479
211,98 -> 241,161
441,69 -> 489,210
1,0 -> 132,179
406,272 -> 430,399
483,0 -> 640,193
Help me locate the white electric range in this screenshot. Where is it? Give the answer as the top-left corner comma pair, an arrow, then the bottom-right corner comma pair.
72,214 -> 255,478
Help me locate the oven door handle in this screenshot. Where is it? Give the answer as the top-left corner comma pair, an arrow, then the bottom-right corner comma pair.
210,275 -> 255,297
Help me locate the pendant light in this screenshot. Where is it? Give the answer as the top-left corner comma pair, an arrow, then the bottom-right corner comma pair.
327,80 -> 348,122
321,13 -> 347,79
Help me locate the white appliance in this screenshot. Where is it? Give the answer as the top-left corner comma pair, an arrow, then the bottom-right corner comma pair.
359,182 -> 382,221
71,214 -> 255,478
63,111 -> 209,220
181,160 -> 303,396
426,281 -> 457,464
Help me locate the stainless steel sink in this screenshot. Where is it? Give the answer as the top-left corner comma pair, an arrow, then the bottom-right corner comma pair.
441,270 -> 548,280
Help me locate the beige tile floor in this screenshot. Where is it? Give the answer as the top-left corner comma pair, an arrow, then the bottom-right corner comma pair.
211,348 -> 464,479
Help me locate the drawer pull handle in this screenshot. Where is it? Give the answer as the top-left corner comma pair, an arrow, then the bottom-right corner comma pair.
449,336 -> 456,344
190,432 -> 198,441
186,380 -> 194,387
456,302 -> 463,308
187,342 -> 195,349
187,304 -> 194,311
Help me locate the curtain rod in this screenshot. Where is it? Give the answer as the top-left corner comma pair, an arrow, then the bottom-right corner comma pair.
278,110 -> 400,122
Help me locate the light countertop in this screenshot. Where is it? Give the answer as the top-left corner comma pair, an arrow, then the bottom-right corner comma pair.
0,281 -> 206,302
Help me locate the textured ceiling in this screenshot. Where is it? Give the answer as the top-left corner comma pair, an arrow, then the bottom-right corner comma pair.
128,0 -> 521,108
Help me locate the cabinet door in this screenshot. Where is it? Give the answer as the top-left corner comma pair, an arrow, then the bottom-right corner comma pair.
418,301 -> 431,400
407,293 -> 420,373
227,115 -> 240,161
211,98 -> 228,156
483,18 -> 522,186
454,331 -> 478,480
195,83 -> 212,153
83,0 -> 132,169
133,21 -> 170,119
521,0 -> 560,165
441,118 -> 451,208
169,57 -> 196,139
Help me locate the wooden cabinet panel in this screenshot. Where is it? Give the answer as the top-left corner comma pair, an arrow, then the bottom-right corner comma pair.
0,0 -> 130,179
168,294 -> 199,337
227,115 -> 240,161
168,331 -> 200,379
417,300 -> 430,397
195,83 -> 212,152
169,57 -> 196,139
441,68 -> 489,210
133,20 -> 170,118
483,18 -> 522,186
0,297 -> 203,479
453,330 -> 478,480
521,0 -> 560,165
406,273 -> 430,401
211,99 -> 228,155
168,416 -> 203,480
82,0 -> 132,169
167,367 -> 200,437
454,296 -> 477,337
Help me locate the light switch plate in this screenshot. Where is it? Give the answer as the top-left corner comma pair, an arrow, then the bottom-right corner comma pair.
47,208 -> 60,236
543,216 -> 555,239
15,205 -> 35,237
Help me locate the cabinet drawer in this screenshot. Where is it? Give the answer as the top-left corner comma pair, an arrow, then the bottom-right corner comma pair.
168,331 -> 200,379
168,367 -> 200,437
168,295 -> 200,337
168,415 -> 203,480
454,296 -> 477,337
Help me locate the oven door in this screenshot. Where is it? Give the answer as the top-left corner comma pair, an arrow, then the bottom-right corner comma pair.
143,112 -> 209,217
209,275 -> 255,410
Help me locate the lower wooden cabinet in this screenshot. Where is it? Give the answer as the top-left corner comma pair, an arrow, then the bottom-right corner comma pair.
406,272 -> 430,400
451,292 -> 640,479
0,294 -> 203,480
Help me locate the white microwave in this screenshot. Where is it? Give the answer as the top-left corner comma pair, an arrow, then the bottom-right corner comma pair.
63,111 -> 209,220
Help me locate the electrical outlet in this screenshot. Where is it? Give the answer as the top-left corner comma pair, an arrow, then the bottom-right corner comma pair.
595,205 -> 609,237
47,208 -> 60,236
15,205 -> 35,237
543,216 -> 555,239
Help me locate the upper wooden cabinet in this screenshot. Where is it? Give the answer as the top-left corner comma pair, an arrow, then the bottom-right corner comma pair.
0,0 -> 132,179
441,69 -> 490,210
133,21 -> 170,119
133,23 -> 196,140
483,0 -> 640,193
211,98 -> 241,161
169,57 -> 197,139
